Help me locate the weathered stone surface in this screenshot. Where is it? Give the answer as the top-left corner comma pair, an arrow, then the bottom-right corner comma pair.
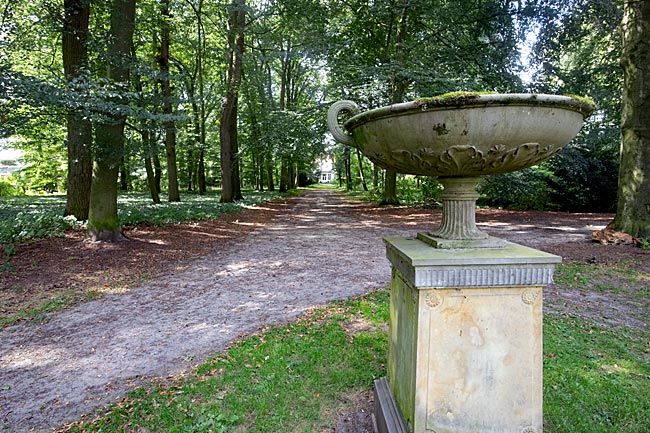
383,237 -> 555,433
327,94 -> 594,177
385,237 -> 561,288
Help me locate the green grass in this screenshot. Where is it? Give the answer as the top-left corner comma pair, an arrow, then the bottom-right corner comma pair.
0,291 -> 79,327
64,290 -> 390,433
544,314 -> 650,433
0,286 -> 108,328
0,190 -> 287,244
554,262 -> 648,295
60,284 -> 649,433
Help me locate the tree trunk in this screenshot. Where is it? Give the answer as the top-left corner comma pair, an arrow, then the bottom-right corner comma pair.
381,169 -> 400,205
266,154 -> 275,191
613,0 -> 650,238
119,157 -> 128,191
142,129 -> 161,204
373,163 -> 379,189
289,163 -> 296,190
232,101 -> 243,200
345,148 -> 352,190
63,0 -> 92,220
187,149 -> 195,192
279,159 -> 289,192
87,0 -> 136,241
220,0 -> 245,203
257,152 -> 265,191
158,0 -> 181,202
153,151 -> 162,193
378,0 -> 409,206
197,150 -> 206,194
133,69 -> 160,204
356,148 -> 368,191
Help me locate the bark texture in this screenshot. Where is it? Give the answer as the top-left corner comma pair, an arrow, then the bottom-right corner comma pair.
63,0 -> 92,220
158,0 -> 181,202
220,0 -> 245,203
87,0 -> 136,241
613,0 -> 650,237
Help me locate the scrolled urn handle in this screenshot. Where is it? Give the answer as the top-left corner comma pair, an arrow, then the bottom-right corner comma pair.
327,100 -> 360,146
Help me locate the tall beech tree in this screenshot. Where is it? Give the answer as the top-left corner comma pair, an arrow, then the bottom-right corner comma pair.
87,0 -> 136,241
613,0 -> 650,237
62,0 -> 92,220
158,0 -> 181,202
220,0 -> 245,203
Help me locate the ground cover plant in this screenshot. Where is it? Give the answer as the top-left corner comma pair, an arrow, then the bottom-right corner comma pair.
0,190 -> 285,245
57,260 -> 649,433
0,190 -> 289,327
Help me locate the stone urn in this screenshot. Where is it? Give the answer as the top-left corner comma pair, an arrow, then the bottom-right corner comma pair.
327,93 -> 594,433
327,93 -> 594,247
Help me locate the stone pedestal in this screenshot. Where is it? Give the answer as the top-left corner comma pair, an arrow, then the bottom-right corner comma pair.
375,237 -> 561,433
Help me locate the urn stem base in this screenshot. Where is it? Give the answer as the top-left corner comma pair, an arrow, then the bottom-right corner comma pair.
429,177 -> 490,245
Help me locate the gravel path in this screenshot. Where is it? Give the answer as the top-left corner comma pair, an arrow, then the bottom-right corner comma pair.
0,189 -> 408,433
0,189 -> 610,432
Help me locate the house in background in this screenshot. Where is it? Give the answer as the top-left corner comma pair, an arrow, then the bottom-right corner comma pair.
0,146 -> 23,178
317,156 -> 336,183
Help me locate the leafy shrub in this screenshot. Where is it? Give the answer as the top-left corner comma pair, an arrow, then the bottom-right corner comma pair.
1,242 -> 16,273
478,168 -> 558,211
396,175 -> 442,206
546,145 -> 618,212
0,179 -> 18,196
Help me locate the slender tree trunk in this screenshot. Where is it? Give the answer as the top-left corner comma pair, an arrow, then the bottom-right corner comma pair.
266,154 -> 275,191
279,159 -> 290,192
373,163 -> 379,188
220,0 -> 245,203
153,151 -> 162,193
345,148 -> 352,190
63,0 -> 92,220
257,152 -> 265,191
613,0 -> 650,237
142,128 -> 161,204
197,150 -> 206,194
379,0 -> 409,206
119,157 -> 129,191
87,0 -> 136,241
133,68 -> 160,204
158,0 -> 180,202
187,148 -> 195,192
356,148 -> 368,191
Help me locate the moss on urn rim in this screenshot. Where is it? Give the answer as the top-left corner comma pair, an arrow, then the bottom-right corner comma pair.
343,93 -> 596,130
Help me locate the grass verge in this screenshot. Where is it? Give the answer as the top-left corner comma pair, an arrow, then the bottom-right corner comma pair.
57,284 -> 648,433
60,290 -> 390,433
544,314 -> 650,432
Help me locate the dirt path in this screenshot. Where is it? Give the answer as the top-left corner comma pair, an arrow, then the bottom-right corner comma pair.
1,190 -> 403,432
0,189 -> 635,432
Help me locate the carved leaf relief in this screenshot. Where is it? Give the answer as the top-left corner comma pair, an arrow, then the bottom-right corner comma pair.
388,142 -> 560,176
